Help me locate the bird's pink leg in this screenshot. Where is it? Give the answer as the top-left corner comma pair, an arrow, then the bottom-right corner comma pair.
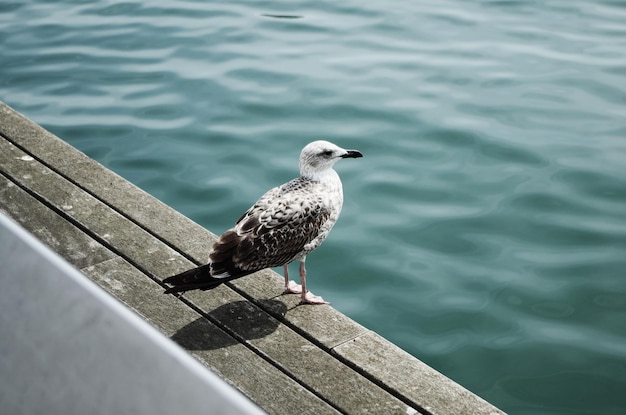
299,261 -> 329,305
283,264 -> 302,294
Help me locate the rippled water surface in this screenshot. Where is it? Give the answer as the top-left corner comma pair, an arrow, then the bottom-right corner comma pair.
2,1 -> 626,413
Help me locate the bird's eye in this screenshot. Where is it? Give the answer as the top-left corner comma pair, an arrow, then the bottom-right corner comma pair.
321,150 -> 333,157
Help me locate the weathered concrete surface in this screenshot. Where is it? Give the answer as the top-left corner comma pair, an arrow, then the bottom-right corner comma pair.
333,331 -> 504,415
0,174 -> 115,269
184,285 -> 411,414
0,100 -> 506,415
82,257 -> 339,415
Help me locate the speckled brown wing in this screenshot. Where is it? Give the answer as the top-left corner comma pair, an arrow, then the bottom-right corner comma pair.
209,179 -> 332,279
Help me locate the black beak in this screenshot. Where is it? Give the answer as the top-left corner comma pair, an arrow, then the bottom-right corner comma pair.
341,150 -> 363,159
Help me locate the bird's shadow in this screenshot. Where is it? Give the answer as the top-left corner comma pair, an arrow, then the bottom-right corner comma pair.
170,299 -> 287,351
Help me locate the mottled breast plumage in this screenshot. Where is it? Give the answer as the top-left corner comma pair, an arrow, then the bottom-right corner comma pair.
209,176 -> 340,277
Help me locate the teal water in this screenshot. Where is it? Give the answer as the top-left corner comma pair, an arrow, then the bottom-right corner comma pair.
2,1 -> 626,413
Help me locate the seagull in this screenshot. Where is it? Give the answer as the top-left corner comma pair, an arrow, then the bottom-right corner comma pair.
163,140 -> 363,304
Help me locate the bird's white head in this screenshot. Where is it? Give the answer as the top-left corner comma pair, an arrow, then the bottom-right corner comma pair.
299,140 -> 363,180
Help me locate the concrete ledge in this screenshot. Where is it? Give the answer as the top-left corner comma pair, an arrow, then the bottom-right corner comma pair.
0,212 -> 264,415
0,100 -> 506,415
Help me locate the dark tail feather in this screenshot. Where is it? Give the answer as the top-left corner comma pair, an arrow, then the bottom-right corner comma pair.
163,264 -> 227,294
